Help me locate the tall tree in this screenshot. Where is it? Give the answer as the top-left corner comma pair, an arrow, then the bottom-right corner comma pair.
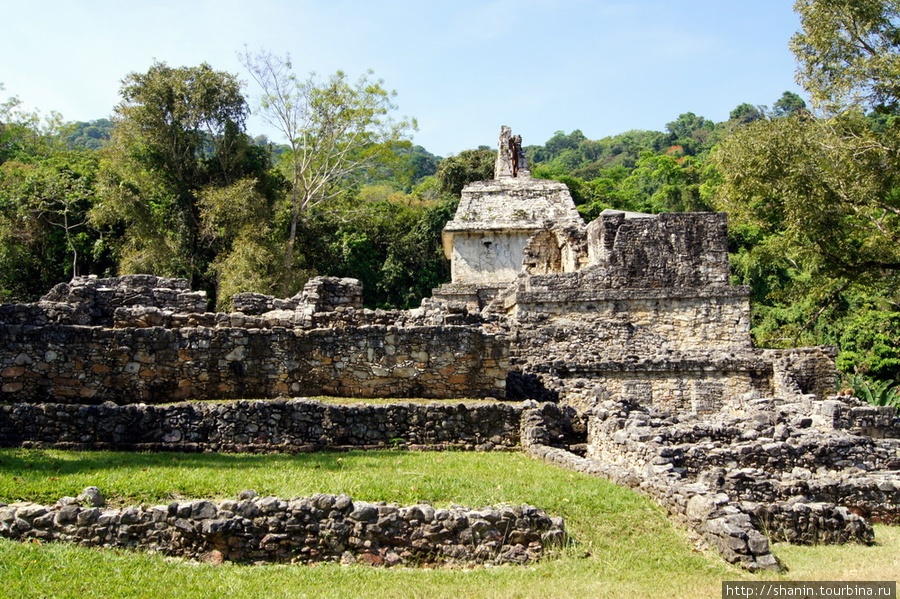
714,111 -> 900,285
239,50 -> 416,294
93,61 -> 268,293
792,0 -> 900,113
0,151 -> 105,298
713,0 -> 900,377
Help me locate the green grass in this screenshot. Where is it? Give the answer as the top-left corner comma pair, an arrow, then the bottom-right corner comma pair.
0,448 -> 897,598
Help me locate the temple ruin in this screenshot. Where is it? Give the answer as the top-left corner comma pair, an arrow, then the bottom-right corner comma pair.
0,126 -> 897,571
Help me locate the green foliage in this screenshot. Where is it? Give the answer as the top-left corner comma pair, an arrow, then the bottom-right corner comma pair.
0,150 -> 112,300
198,177 -> 281,310
835,302 -> 900,380
729,103 -> 765,125
773,91 -> 807,117
792,0 -> 900,113
240,50 -> 416,295
713,111 -> 900,285
665,112 -> 716,156
707,2 -> 900,386
846,374 -> 900,407
295,191 -> 454,309
434,147 -> 494,196
92,61 -> 273,300
63,119 -> 114,150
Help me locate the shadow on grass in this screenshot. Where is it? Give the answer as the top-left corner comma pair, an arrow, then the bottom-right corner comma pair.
0,448 -> 472,476
0,448 -> 414,476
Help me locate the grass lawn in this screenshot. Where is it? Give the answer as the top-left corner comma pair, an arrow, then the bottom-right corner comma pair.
0,448 -> 897,598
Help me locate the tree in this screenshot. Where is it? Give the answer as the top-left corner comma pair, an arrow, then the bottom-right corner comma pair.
773,91 -> 808,117
707,1 -> 900,382
665,113 -> 713,140
665,113 -> 715,155
434,148 -> 495,196
198,177 -> 280,309
0,151 -> 106,297
1,83 -> 68,164
239,50 -> 416,294
729,103 -> 765,125
792,0 -> 900,113
93,61 -> 269,295
712,109 -> 900,370
716,111 -> 900,281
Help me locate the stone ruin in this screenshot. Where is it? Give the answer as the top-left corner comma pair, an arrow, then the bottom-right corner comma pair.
0,490 -> 566,567
0,126 -> 898,570
435,127 -> 837,413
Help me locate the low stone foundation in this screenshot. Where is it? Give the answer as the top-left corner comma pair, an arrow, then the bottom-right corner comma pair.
0,490 -> 567,566
0,399 -> 522,452
0,323 -> 507,403
520,394 -> 900,571
0,275 -> 508,403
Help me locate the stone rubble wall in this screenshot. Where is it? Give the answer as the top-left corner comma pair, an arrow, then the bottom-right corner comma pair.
28,275 -> 208,327
0,399 -> 522,451
580,396 -> 899,566
586,397 -> 900,477
549,368 -> 770,415
766,348 -> 840,406
521,221 -> 589,276
110,300 -> 486,331
519,399 -> 893,571
521,429 -> 785,571
0,492 -> 567,566
585,211 -> 730,288
505,299 -> 836,411
0,323 -> 508,403
232,277 -> 363,315
813,399 -> 900,438
696,469 -> 900,526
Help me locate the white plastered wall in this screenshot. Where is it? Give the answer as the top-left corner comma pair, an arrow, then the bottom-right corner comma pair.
450,231 -> 532,284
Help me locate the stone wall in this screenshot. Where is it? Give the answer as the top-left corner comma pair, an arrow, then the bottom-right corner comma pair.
586,402 -> 899,477
0,323 -> 508,403
0,399 -> 522,451
579,395 -> 899,567
520,396 -> 896,571
36,275 -> 208,326
232,277 -> 363,315
507,288 -> 753,351
585,211 -> 730,288
550,366 -> 771,414
521,222 -> 588,276
0,275 -> 509,403
814,399 -> 900,438
0,491 -> 567,566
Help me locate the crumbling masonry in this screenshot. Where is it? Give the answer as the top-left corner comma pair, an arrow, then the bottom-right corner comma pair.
1,127 -> 898,570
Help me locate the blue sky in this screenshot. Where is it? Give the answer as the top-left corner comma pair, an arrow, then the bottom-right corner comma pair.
3,0 -> 804,156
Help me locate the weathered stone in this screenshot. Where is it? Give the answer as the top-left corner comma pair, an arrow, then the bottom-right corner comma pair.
0,493 -> 565,567
76,487 -> 105,508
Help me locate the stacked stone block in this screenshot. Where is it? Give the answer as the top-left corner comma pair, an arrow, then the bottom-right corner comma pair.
0,399 -> 521,451
0,491 -> 567,566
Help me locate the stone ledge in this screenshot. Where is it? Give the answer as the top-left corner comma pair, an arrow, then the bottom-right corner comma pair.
0,491 -> 568,566
0,399 -> 523,450
512,285 -> 751,304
